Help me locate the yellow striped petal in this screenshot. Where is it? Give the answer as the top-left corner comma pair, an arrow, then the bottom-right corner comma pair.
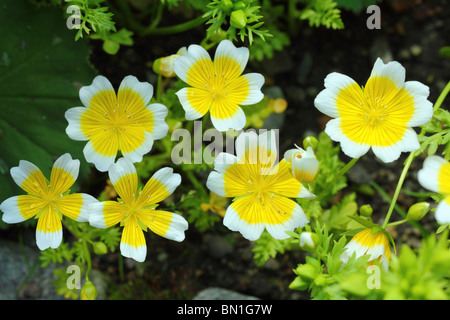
120,215 -> 147,262
1,195 -> 46,223
341,228 -> 391,270
88,201 -> 127,229
140,209 -> 188,242
10,160 -> 48,197
49,153 -> 79,196
137,167 -> 181,207
36,205 -> 63,250
418,156 -> 450,194
55,193 -> 97,222
224,193 -> 308,240
108,158 -> 138,204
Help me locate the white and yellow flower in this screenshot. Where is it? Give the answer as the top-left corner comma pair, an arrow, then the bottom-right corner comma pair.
65,75 -> 169,172
418,156 -> 450,224
173,39 -> 265,132
284,145 -> 319,183
340,228 -> 391,271
314,58 -> 433,163
88,158 -> 188,262
0,154 -> 97,250
206,131 -> 315,241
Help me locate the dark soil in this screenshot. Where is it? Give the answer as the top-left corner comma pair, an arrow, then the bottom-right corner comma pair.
6,0 -> 450,300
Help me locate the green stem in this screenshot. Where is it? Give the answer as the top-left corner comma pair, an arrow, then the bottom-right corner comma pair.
386,219 -> 407,228
370,181 -> 428,236
433,80 -> 450,112
140,16 -> 207,37
381,151 -> 416,229
336,157 -> 359,182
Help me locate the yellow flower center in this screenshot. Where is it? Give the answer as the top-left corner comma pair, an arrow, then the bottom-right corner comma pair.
363,96 -> 389,128
205,73 -> 229,99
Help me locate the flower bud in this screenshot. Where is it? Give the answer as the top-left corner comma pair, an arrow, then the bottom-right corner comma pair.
302,136 -> 318,151
406,202 -> 430,221
284,145 -> 319,182
299,232 -> 320,252
296,263 -> 317,281
289,276 -> 309,291
233,1 -> 246,10
80,280 -> 97,300
220,0 -> 234,13
92,241 -> 108,255
359,204 -> 373,217
230,10 -> 247,29
153,47 -> 187,78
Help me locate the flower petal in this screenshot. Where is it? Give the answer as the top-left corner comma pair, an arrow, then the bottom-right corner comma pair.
120,130 -> 154,164
324,118 -> 370,159
223,196 -> 265,241
120,215 -> 147,262
79,75 -> 115,109
264,197 -> 309,240
143,210 -> 188,242
173,44 -> 213,88
369,58 -> 405,89
10,160 -> 48,197
147,103 -> 169,140
213,39 -> 249,79
50,153 -> 80,196
371,128 -> 420,163
55,193 -> 98,222
65,107 -> 88,141
210,103 -> 246,132
36,206 -> 63,250
175,87 -> 212,121
264,160 -> 316,199
0,195 -> 45,223
137,167 -> 181,206
314,72 -> 362,118
403,81 -> 433,127
108,158 -> 138,204
83,138 -> 118,172
418,155 -> 450,194
118,75 -> 153,107
88,201 -> 127,229
435,196 -> 450,224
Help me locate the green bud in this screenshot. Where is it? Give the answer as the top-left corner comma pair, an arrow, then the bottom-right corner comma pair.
80,280 -> 97,300
153,58 -> 162,75
359,204 -> 373,217
230,10 -> 247,29
233,1 -> 246,10
103,39 -> 120,55
299,232 -> 320,252
92,241 -> 108,255
406,202 -> 430,221
208,28 -> 227,42
303,136 -> 318,151
220,0 -> 234,13
296,263 -> 317,281
313,274 -> 327,287
289,276 -> 309,291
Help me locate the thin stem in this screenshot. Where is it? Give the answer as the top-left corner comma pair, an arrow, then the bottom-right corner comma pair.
433,80 -> 450,112
381,151 -> 416,229
336,157 -> 359,182
370,181 -> 428,236
140,16 -> 207,37
386,219 -> 407,228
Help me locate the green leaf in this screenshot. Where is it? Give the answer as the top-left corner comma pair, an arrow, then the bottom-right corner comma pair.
0,0 -> 96,202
